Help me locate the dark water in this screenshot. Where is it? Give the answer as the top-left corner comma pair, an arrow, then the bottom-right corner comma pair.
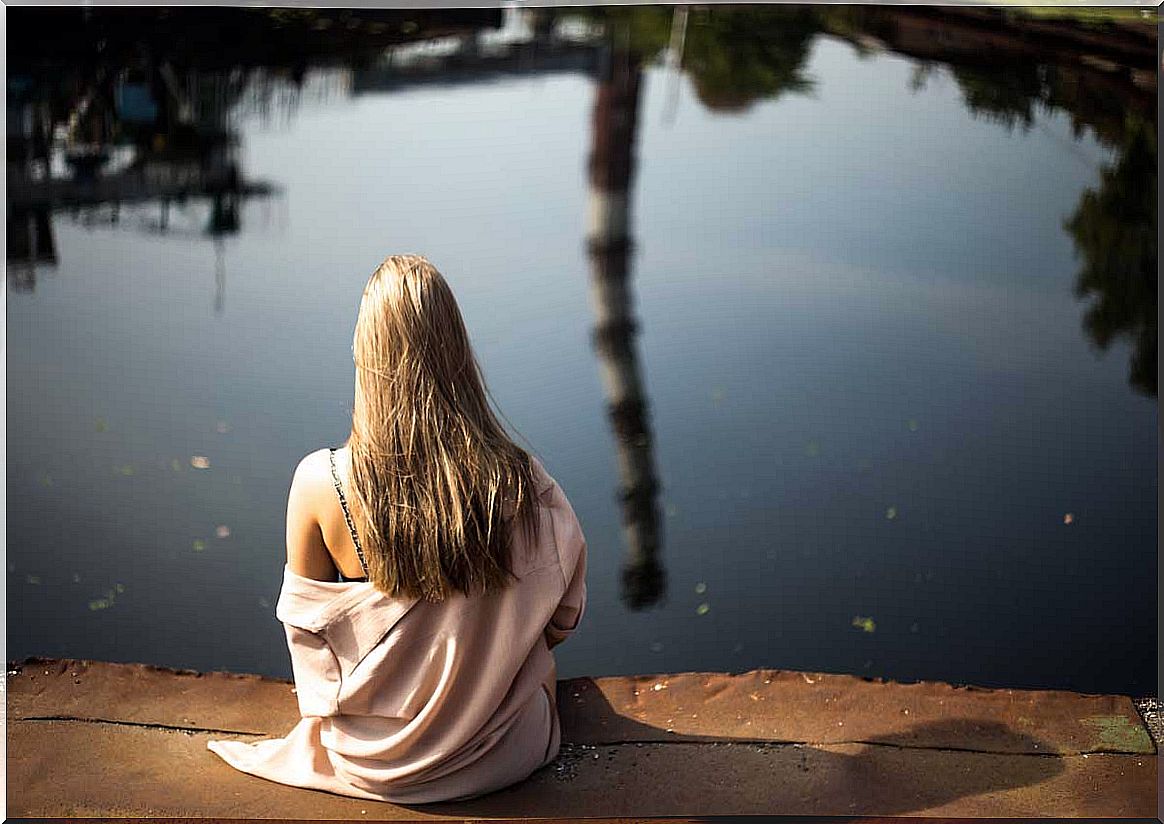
8,7 -> 1157,696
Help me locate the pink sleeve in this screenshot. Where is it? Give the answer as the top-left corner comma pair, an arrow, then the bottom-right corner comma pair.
545,489 -> 587,650
283,625 -> 342,717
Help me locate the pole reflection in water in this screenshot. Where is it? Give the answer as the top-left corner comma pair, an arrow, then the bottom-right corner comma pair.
7,209 -> 57,293
585,37 -> 665,610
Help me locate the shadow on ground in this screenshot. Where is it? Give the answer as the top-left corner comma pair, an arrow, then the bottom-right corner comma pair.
412,686 -> 1066,817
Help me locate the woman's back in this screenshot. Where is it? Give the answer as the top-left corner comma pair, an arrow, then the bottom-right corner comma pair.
319,446 -> 372,582
208,452 -> 586,803
207,256 -> 587,803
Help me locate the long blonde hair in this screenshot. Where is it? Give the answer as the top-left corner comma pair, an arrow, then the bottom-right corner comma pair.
347,255 -> 541,601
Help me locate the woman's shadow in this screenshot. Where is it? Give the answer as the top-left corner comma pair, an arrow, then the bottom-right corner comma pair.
414,678 -> 1067,817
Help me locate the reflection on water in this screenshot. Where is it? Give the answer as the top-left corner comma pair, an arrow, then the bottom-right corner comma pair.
1066,117 -> 1157,397
6,20 -> 277,299
931,50 -> 1158,397
592,5 -> 821,111
584,40 -> 665,610
7,6 -> 1157,695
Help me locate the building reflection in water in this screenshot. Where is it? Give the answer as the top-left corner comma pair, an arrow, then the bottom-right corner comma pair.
5,16 -> 283,301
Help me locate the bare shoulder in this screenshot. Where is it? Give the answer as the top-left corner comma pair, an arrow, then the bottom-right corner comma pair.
285,448 -> 338,579
287,448 -> 336,515
292,448 -> 333,487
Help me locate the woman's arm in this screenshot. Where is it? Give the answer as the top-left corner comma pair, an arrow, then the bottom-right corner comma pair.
544,486 -> 588,650
545,540 -> 586,649
286,451 -> 340,581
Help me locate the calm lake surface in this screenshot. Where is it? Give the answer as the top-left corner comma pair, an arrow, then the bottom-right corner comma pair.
8,7 -> 1157,696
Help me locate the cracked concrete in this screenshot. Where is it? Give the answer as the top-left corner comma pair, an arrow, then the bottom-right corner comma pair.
17,715 -> 265,737
7,657 -> 1159,818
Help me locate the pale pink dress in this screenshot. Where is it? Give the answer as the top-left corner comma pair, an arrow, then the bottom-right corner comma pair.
207,458 -> 587,803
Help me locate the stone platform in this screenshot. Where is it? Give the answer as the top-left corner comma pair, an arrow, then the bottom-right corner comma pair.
6,657 -> 1159,819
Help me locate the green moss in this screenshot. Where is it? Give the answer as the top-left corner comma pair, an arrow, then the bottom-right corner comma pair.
1080,714 -> 1154,754
1004,6 -> 1156,29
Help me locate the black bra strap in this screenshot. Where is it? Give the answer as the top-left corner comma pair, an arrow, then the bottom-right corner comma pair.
329,448 -> 369,577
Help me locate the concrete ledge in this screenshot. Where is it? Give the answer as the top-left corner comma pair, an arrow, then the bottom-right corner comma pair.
6,657 -> 1159,818
560,669 -> 1156,755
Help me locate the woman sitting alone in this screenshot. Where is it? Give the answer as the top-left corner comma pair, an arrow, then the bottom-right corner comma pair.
208,254 -> 588,804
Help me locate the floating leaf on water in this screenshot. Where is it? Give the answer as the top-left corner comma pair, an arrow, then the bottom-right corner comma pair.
694,582 -> 707,595
95,417 -> 109,433
215,421 -> 231,434
1063,513 -> 1074,525
113,464 -> 135,477
851,615 -> 876,633
804,440 -> 821,458
695,602 -> 711,616
907,419 -> 919,432
649,641 -> 664,653
732,643 -> 744,653
25,574 -> 41,585
665,504 -> 679,518
710,388 -> 726,405
190,456 -> 211,470
885,506 -> 898,520
88,598 -> 111,611
258,597 -> 271,609
170,459 -> 181,472
36,470 -> 54,487
192,539 -> 207,552
114,582 -> 125,594
72,573 -> 82,584
216,525 -> 231,539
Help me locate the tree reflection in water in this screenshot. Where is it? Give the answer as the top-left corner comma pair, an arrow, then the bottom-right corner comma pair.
1065,117 -> 1157,397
